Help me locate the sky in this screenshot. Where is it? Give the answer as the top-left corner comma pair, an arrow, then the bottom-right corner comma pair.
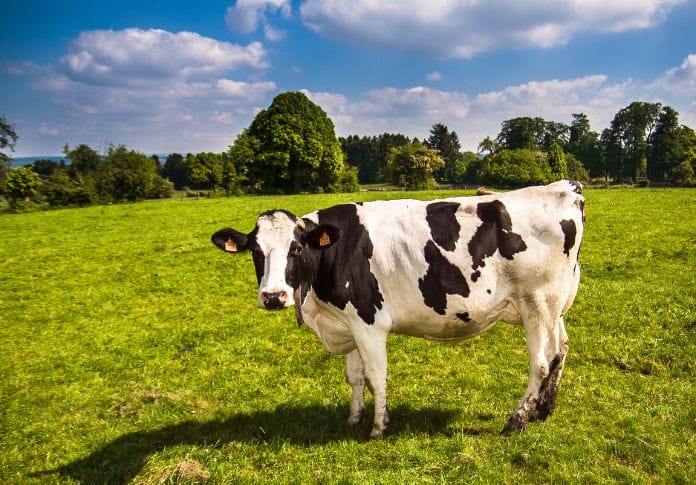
1,0 -> 695,157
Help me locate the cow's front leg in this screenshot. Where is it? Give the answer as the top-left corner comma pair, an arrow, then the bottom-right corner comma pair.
352,330 -> 389,439
344,349 -> 365,426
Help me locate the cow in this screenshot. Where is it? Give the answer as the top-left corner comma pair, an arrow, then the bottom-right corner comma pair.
211,180 -> 585,437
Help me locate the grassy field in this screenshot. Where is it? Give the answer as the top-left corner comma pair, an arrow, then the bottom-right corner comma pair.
1,187 -> 694,483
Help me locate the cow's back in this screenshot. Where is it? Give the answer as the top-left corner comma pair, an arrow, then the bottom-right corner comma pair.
303,181 -> 584,341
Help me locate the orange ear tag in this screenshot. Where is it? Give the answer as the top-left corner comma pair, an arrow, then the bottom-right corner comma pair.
225,238 -> 237,252
319,231 -> 331,247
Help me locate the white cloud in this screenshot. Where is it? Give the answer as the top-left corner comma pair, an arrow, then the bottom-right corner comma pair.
427,71 -> 443,82
226,0 -> 291,41
14,28 -> 277,155
300,0 -> 684,58
60,28 -> 268,86
648,54 -> 696,97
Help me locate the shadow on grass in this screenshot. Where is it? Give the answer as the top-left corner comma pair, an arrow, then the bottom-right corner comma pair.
35,402 -> 463,484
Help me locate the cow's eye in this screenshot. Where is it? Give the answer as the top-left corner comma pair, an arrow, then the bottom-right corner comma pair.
291,243 -> 303,256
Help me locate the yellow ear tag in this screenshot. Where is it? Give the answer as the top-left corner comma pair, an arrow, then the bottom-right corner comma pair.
225,238 -> 238,252
319,231 -> 331,247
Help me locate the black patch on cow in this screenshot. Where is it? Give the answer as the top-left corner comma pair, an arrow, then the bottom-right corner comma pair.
305,204 -> 384,324
471,270 -> 481,282
457,312 -> 471,323
419,240 -> 470,315
425,201 -> 460,251
467,200 -> 527,278
559,219 -> 576,257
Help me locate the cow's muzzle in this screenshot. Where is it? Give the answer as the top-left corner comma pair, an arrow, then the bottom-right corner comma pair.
260,290 -> 291,310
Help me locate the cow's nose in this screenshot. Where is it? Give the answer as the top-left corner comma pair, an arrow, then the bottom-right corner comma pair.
262,290 -> 289,309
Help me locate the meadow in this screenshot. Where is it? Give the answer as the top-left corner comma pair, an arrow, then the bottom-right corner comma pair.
0,187 -> 694,483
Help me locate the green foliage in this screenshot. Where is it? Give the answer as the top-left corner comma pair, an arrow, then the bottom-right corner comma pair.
97,145 -> 170,202
548,142 -> 569,179
3,166 -> 41,208
0,189 -> 694,483
341,133 -> 412,184
0,115 -> 18,170
41,169 -> 95,207
478,149 -> 553,187
64,143 -> 101,175
386,142 -> 444,190
671,160 -> 695,186
161,153 -> 188,190
242,91 -> 350,194
427,123 -> 463,183
184,152 -> 224,193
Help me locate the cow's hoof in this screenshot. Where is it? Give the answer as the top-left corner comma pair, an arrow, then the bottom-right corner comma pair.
347,409 -> 364,427
369,426 -> 387,439
501,413 -> 527,434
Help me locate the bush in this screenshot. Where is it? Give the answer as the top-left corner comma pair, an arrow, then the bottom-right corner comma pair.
386,143 -> 444,190
477,149 -> 552,187
671,160 -> 695,186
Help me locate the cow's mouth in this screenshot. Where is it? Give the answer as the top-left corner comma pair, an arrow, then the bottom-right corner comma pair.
260,290 -> 293,310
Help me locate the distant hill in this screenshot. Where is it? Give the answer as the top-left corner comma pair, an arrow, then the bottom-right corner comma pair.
11,156 -> 65,168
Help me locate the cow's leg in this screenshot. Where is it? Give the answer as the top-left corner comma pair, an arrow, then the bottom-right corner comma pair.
351,329 -> 389,438
503,307 -> 569,434
345,349 -> 365,426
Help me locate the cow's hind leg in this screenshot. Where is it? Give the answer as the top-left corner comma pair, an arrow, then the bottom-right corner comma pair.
345,349 -> 365,426
503,313 -> 569,434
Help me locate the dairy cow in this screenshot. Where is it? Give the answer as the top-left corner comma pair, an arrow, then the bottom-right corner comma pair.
212,180 -> 585,437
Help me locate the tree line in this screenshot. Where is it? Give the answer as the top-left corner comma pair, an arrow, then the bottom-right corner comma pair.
2,95 -> 695,211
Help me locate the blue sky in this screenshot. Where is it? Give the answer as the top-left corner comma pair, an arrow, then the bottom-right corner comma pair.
2,0 -> 695,157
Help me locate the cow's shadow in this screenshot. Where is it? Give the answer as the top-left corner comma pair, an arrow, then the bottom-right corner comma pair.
36,403 -> 473,484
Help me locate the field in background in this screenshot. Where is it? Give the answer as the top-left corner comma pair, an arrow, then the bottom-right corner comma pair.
1,188 -> 694,483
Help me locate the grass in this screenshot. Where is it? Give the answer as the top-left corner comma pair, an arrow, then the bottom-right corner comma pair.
0,188 -> 694,484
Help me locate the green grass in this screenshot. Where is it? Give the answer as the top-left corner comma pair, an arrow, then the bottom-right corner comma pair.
1,188 -> 694,484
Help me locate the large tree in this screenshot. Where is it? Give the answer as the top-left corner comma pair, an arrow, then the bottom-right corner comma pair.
568,113 -> 601,178
242,91 -> 352,194
609,101 -> 661,180
426,123 -> 463,183
1,115 -> 18,171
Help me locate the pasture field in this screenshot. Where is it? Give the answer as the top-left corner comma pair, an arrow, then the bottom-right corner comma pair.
0,188 -> 694,483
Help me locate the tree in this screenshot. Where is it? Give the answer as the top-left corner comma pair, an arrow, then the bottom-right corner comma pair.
386,141 -> 444,190
161,153 -> 188,190
609,101 -> 661,180
4,167 -> 41,207
96,145 -> 167,202
568,113 -> 601,178
64,144 -> 101,176
648,106 -> 682,181
477,149 -> 552,187
184,152 -> 224,193
477,136 -> 500,155
242,91 -> 350,194
1,115 -> 18,171
497,117 -> 547,151
548,142 -> 569,179
427,123 -> 463,183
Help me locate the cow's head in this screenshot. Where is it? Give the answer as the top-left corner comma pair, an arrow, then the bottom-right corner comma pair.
212,210 -> 340,310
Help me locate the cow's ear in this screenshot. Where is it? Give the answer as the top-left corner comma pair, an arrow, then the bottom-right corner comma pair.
305,224 -> 341,249
211,228 -> 248,254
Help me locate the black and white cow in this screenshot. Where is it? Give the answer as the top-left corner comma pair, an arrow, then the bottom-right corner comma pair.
212,180 -> 585,437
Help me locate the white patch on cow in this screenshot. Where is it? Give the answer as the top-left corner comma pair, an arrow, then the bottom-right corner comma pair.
254,211 -> 297,308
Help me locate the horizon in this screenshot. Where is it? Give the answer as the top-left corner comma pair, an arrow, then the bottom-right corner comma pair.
2,1 -> 695,158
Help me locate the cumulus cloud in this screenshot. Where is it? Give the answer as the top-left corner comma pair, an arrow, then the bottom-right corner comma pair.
226,0 -> 291,41
15,28 -> 277,154
300,0 -> 684,58
648,53 -> 696,96
60,28 -> 267,86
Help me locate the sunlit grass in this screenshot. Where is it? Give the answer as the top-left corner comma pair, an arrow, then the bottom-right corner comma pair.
1,188 -> 694,483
